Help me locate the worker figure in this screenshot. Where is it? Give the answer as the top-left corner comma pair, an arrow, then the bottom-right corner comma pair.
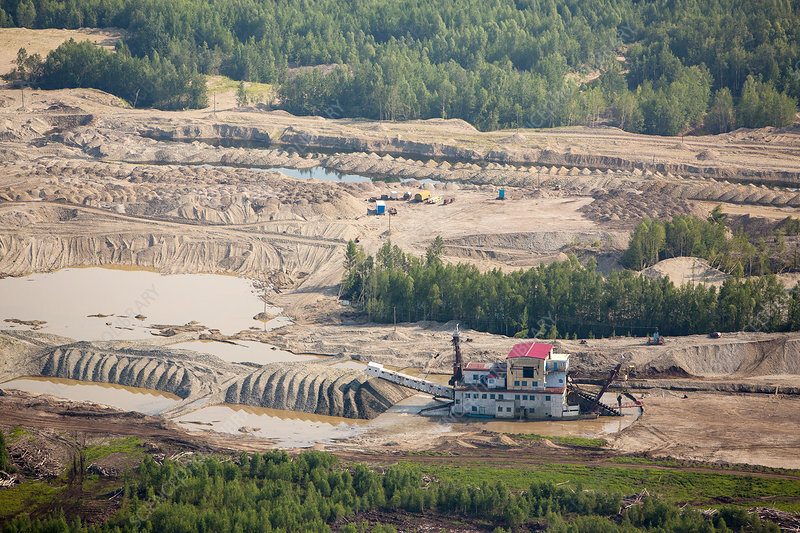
617,394 -> 622,409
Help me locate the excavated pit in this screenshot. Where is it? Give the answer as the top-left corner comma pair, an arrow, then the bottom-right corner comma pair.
1,333 -> 412,420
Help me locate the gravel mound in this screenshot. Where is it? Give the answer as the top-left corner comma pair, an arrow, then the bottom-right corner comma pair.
580,191 -> 701,227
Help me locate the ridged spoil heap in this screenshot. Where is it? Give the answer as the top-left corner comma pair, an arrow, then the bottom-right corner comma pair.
39,343 -> 234,398
225,362 -> 413,419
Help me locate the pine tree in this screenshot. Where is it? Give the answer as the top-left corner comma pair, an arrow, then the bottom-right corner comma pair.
706,88 -> 735,134
237,81 -> 248,107
15,0 -> 36,28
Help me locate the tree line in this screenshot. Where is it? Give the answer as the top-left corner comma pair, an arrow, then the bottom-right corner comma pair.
0,450 -> 780,532
622,209 -> 800,277
340,235 -> 799,338
0,0 -> 797,131
10,40 -> 207,110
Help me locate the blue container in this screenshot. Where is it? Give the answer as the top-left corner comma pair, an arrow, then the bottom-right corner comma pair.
499,189 -> 505,199
376,201 -> 386,214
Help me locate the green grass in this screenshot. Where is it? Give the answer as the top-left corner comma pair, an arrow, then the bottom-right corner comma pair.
609,456 -> 800,476
0,481 -> 61,519
609,457 -> 685,468
206,74 -> 273,100
4,426 -> 30,443
84,437 -> 144,463
404,462 -> 800,513
508,433 -> 607,448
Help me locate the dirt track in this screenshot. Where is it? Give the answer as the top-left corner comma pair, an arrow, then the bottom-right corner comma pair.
5,389 -> 800,480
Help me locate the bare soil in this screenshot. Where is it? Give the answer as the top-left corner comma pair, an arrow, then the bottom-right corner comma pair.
609,390 -> 800,469
0,28 -> 123,78
0,86 -> 799,472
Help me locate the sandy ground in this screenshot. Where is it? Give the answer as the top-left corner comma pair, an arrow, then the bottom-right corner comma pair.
0,86 -> 799,470
610,390 -> 800,469
641,257 -> 728,286
0,27 -> 123,77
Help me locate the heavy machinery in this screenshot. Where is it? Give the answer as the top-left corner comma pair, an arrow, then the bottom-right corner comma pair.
449,325 -> 464,386
567,364 -> 623,416
646,327 -> 664,345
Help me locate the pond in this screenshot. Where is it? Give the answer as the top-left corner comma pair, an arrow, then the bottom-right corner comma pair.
0,267 -> 285,341
0,376 -> 181,415
174,394 -> 453,448
175,404 -> 370,447
271,166 -> 373,183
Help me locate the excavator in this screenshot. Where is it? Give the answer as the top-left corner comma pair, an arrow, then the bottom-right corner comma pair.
646,327 -> 664,345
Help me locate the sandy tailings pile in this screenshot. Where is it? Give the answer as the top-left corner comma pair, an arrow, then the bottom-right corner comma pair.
225,362 -> 413,419
39,124 -> 800,210
0,159 -> 372,279
579,190 -> 702,226
445,231 -> 623,255
643,337 -> 800,379
39,342 -> 242,399
641,257 -> 728,286
0,159 -> 368,224
560,332 -> 800,391
1,333 -> 411,419
313,150 -> 800,210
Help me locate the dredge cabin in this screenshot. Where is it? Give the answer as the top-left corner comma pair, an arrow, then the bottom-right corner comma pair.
365,328 -> 586,420
451,342 -> 580,419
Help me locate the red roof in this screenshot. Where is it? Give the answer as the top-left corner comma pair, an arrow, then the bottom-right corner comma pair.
464,362 -> 493,371
506,342 -> 553,360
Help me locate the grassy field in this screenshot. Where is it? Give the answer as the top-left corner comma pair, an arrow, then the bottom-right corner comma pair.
83,436 -> 143,463
0,481 -> 61,521
206,75 -> 274,108
508,433 -> 608,448
405,461 -> 800,513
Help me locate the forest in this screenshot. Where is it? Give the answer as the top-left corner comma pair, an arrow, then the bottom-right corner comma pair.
1,0 -> 797,130
621,209 -> 800,276
339,207 -> 800,338
0,450 -> 782,532
340,239 -> 794,338
11,41 -> 208,110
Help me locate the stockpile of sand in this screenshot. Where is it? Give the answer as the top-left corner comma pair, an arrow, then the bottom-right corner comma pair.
579,191 -> 701,226
11,334 -> 414,419
0,159 -> 367,224
39,343 -> 245,399
640,257 -> 728,286
643,337 -> 800,378
446,231 -> 620,254
225,362 -> 414,419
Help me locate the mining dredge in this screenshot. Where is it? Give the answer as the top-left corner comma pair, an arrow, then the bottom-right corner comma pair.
365,327 -> 641,419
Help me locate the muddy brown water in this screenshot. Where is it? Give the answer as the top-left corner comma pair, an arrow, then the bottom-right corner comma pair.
0,267 -> 289,341
0,376 -> 181,415
174,393 -> 640,448
174,394 -> 453,448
